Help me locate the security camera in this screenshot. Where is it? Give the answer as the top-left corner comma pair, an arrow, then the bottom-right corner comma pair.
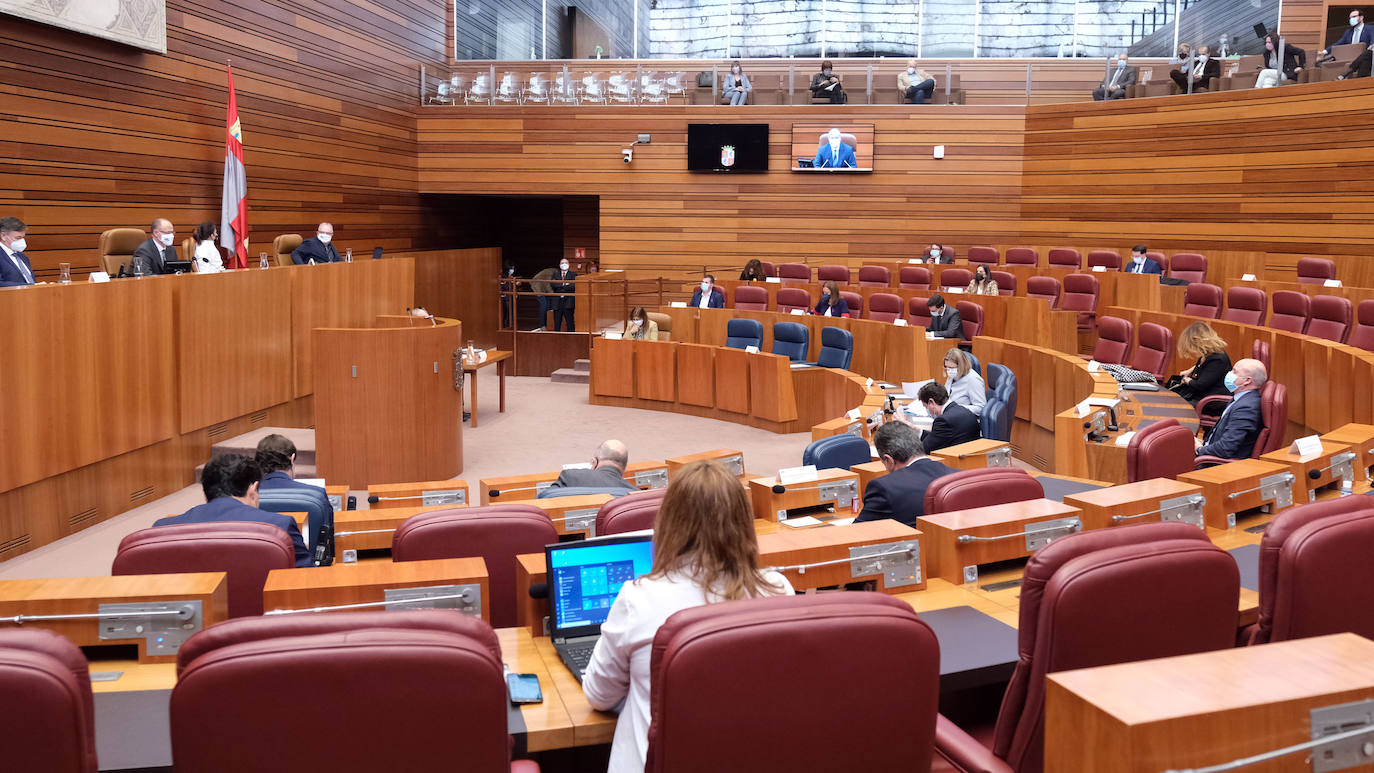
622,147 -> 633,163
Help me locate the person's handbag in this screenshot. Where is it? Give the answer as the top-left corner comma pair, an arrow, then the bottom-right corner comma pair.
696,71 -> 714,87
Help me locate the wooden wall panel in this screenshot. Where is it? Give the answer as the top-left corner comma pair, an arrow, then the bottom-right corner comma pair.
403,247 -> 502,348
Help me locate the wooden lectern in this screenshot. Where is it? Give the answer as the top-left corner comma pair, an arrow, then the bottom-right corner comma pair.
313,315 -> 464,487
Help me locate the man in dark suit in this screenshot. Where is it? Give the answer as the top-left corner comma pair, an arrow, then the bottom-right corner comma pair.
550,258 -> 577,331
0,217 -> 36,287
1170,45 -> 1222,91
1339,44 -> 1374,79
1125,244 -> 1163,275
546,440 -> 636,493
918,382 -> 982,454
254,434 -> 333,556
1195,359 -> 1266,460
689,274 -> 725,308
291,222 -> 340,264
155,454 -> 312,568
926,294 -> 965,339
130,218 -> 178,276
1093,54 -> 1138,100
855,421 -> 958,527
1325,9 -> 1374,56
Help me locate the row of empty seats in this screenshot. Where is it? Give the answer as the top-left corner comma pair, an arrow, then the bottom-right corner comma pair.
1181,285 -> 1374,349
429,71 -> 689,106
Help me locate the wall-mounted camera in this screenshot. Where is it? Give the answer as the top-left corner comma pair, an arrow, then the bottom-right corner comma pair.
622,148 -> 634,163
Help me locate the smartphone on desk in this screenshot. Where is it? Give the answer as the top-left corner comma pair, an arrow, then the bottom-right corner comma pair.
507,673 -> 544,704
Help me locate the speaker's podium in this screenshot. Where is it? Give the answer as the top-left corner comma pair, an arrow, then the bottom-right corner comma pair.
314,315 -> 464,487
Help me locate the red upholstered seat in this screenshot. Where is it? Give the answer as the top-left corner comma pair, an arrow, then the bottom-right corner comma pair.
1251,339 -> 1271,373
171,611 -> 536,773
1126,419 -> 1196,482
940,268 -> 973,290
1244,498 -> 1374,645
839,291 -> 863,319
1130,322 -> 1173,381
924,468 -> 1044,515
899,265 -> 932,290
966,246 -> 999,267
0,630 -> 97,773
1296,257 -> 1336,285
646,594 -> 939,773
866,292 -> 903,323
1061,273 -> 1100,333
1223,286 -> 1268,325
1090,315 -> 1132,364
1146,251 -> 1169,273
113,522 -> 294,618
776,287 -> 811,314
1026,276 -> 1061,308
907,296 -> 933,328
956,301 -> 985,340
759,261 -> 776,277
936,523 -> 1240,773
1047,247 -> 1081,269
1306,294 -> 1352,343
816,265 -> 850,284
991,270 -> 1016,296
1351,299 -> 1374,352
1004,247 -> 1038,266
1269,290 -> 1311,334
1086,250 -> 1120,270
731,285 -> 768,310
777,263 -> 810,282
857,265 -> 890,287
392,504 -> 558,628
1182,283 -> 1223,319
595,488 -> 665,536
1194,380 -> 1288,467
1167,253 -> 1207,283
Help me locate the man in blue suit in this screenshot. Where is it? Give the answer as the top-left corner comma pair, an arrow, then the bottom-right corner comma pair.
1324,9 -> 1374,56
156,454 -> 312,567
856,422 -> 958,528
1126,244 -> 1164,275
0,217 -> 36,287
813,128 -> 858,169
254,434 -> 333,556
1195,359 -> 1266,460
689,274 -> 724,308
918,382 -> 982,454
291,222 -> 341,264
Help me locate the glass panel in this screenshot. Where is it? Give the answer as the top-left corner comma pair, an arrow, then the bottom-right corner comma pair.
979,0 -> 1076,57
650,0 -> 731,58
456,0 -> 648,59
923,0 -> 977,58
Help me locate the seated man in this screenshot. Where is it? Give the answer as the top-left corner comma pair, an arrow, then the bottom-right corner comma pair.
898,59 -> 936,104
926,293 -> 965,339
1195,358 -> 1267,460
813,128 -> 857,169
917,382 -> 981,455
1125,244 -> 1163,274
545,439 -> 636,493
254,433 -> 333,556
291,222 -> 340,264
1339,44 -> 1374,79
1170,45 -> 1220,91
1093,54 -> 1137,101
689,274 -> 724,308
131,218 -> 178,276
0,216 -> 36,287
155,454 -> 312,567
855,421 -> 958,527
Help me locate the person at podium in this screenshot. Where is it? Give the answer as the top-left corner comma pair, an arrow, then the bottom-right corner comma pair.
546,439 -> 637,493
855,421 -> 957,527
813,128 -> 857,169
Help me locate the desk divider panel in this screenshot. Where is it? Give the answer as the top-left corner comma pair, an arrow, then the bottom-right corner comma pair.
675,343 -> 716,407
748,352 -> 797,423
590,337 -> 635,398
633,340 -> 677,402
713,347 -> 752,415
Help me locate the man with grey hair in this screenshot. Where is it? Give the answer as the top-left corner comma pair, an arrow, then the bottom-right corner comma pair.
1092,54 -> 1137,100
1195,358 -> 1268,460
0,216 -> 35,287
291,222 -> 341,264
813,127 -> 857,169
131,217 -> 178,276
547,439 -> 636,492
855,421 -> 957,527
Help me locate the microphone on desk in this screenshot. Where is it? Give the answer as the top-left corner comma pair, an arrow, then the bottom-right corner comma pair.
529,583 -> 548,599
1309,469 -> 1323,480
367,495 -> 380,504
1107,406 -> 1119,432
771,484 -> 786,494
488,489 -> 502,498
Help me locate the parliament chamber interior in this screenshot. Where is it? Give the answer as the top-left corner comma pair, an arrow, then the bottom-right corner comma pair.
4,0 -> 1374,770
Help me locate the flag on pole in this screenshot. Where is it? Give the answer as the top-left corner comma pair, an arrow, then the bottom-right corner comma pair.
220,64 -> 249,269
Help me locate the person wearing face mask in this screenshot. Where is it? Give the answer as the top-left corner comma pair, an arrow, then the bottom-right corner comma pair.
721,60 -> 752,106
810,60 -> 846,103
813,280 -> 850,317
131,218 -> 179,276
1194,358 -> 1267,461
923,243 -> 953,264
1092,54 -> 1137,100
942,348 -> 987,417
1125,244 -> 1163,275
291,222 -> 340,265
916,382 -> 981,454
191,222 -> 224,274
621,306 -> 659,341
500,261 -> 518,329
965,265 -> 999,295
926,293 -> 964,339
0,217 -> 36,288
689,274 -> 724,309
550,257 -> 578,331
1172,43 -> 1193,64
1323,9 -> 1373,58
1255,35 -> 1306,88
897,58 -> 935,105
813,128 -> 857,169
1170,44 -> 1220,92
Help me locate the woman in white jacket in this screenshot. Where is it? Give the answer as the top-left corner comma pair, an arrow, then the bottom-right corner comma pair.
943,347 -> 987,417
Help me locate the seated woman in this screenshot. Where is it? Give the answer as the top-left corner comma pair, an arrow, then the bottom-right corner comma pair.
965,265 -> 999,296
582,459 -> 794,773
943,348 -> 987,417
810,60 -> 846,103
619,306 -> 658,341
191,221 -> 223,273
813,280 -> 850,317
739,258 -> 767,281
721,60 -> 752,105
1171,321 -> 1232,408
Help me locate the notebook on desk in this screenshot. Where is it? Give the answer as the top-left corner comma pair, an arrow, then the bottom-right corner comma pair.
546,534 -> 654,682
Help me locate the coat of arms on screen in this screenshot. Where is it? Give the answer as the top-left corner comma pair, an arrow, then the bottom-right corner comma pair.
720,145 -> 735,167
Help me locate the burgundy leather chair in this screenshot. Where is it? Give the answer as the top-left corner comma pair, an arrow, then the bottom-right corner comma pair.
1269,290 -> 1311,334
1004,247 -> 1038,266
1089,316 -> 1132,364
1223,286 -> 1268,326
595,488 -> 665,536
1126,419 -> 1196,482
1194,380 -> 1288,467
392,504 -> 558,628
776,287 -> 811,314
777,263 -> 810,283
991,270 -> 1016,296
1182,283 -> 1223,319
956,301 -> 985,341
0,630 -> 97,773
839,291 -> 863,319
1025,276 -> 1061,309
1061,273 -> 1100,333
1086,250 -> 1120,271
1243,498 -> 1374,646
1306,294 -> 1352,343
935,523 -> 1240,773
966,246 -> 1000,267
1146,251 -> 1169,273
1351,299 -> 1374,352
646,594 -> 939,773
816,265 -> 850,284
1046,247 -> 1081,270
759,261 -> 777,277
899,265 -> 932,290
172,611 -> 538,773
1129,322 -> 1173,381
940,268 -> 973,290
731,285 -> 768,311
1167,253 -> 1208,283
924,468 -> 1045,515
907,297 -> 933,328
1251,339 -> 1271,373
113,522 -> 294,618
866,292 -> 903,323
857,265 -> 890,287
1296,257 -> 1336,285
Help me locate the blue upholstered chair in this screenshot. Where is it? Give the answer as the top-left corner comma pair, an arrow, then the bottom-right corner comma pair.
981,363 -> 1017,442
771,322 -> 809,362
811,326 -> 853,369
725,318 -> 764,350
801,434 -> 872,471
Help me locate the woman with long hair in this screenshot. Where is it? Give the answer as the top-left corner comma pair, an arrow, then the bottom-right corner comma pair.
1172,321 -> 1232,404
740,258 -> 766,281
943,347 -> 987,416
966,265 -> 999,296
813,279 -> 850,317
621,305 -> 659,340
722,59 -> 752,106
582,460 -> 793,772
191,222 -> 223,273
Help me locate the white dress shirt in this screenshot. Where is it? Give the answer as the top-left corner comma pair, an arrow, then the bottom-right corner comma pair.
193,240 -> 224,273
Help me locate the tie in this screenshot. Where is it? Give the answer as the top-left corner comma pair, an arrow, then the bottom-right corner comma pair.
10,251 -> 33,284
1194,60 -> 1205,78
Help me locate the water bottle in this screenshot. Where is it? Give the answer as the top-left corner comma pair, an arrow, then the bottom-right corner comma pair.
259,253 -> 270,269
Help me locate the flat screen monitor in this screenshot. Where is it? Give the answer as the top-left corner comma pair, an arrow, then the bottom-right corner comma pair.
791,123 -> 876,172
687,123 -> 769,172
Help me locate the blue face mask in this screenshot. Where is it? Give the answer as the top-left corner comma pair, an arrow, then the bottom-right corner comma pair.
1118,60 -> 1127,69
1223,372 -> 1238,392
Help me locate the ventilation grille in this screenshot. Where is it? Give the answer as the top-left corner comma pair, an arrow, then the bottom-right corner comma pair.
0,534 -> 31,560
1032,453 -> 1050,469
68,507 -> 101,530
130,486 -> 156,505
249,410 -> 269,426
207,422 -> 230,440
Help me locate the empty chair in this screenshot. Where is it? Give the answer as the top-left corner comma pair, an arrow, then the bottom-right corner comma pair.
1061,273 -> 1101,333
171,611 -> 537,773
907,297 -> 933,328
1194,380 -> 1288,467
759,261 -> 777,277
775,288 -> 810,315
1306,295 -> 1353,343
1223,286 -> 1268,325
1182,283 -> 1223,318
466,72 -> 493,104
771,322 -> 809,362
724,318 -> 764,349
811,326 -> 854,369
732,285 -> 768,311
1243,498 -> 1374,645
271,234 -> 302,267
1126,419 -> 1197,482
982,364 -> 1016,443
1252,339 -> 1271,373
495,72 -> 523,104
579,73 -> 606,104
1090,316 -> 1133,364
113,522 -> 293,618
1047,247 -> 1081,269
98,227 -> 147,276
522,72 -> 550,104
801,433 -> 872,470
1269,290 -> 1312,334
935,523 -> 1240,773
646,594 -> 938,773
940,267 -> 972,290
924,468 -> 1044,515
1086,250 -> 1121,271
1026,275 -> 1062,308
1146,251 -> 1169,273
1168,253 -> 1208,283
777,263 -> 811,283
1296,257 -> 1337,285
866,293 -> 903,323
595,488 -> 666,537
1004,247 -> 1039,266
857,265 -> 890,287
1130,322 -> 1173,381
991,270 -> 1016,296
1351,299 -> 1374,352
0,630 -> 97,773
966,246 -> 999,267
898,265 -> 932,289
391,504 -> 558,628
839,291 -> 863,319
816,265 -> 850,284
956,301 -> 985,341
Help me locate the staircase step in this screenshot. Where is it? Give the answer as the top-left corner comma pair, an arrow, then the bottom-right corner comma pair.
551,368 -> 590,384
573,358 -> 591,372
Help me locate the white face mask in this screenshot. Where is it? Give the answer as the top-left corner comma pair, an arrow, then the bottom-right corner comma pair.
732,67 -> 740,74
907,67 -> 915,74
9,238 -> 26,252
1134,254 -> 1146,262
318,232 -> 332,244
560,262 -> 569,271
632,318 -> 642,327
158,232 -> 175,247
945,367 -> 958,379
930,249 -> 941,259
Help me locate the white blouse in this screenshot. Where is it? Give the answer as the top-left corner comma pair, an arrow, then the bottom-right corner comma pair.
193,240 -> 224,273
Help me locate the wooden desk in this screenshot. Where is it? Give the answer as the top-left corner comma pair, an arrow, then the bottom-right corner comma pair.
1063,478 -> 1205,531
931,439 -> 1013,470
333,504 -> 454,554
1178,458 -> 1298,530
325,484 -> 349,512
1324,423 -> 1374,480
748,468 -> 860,522
758,519 -> 926,593
367,479 -> 470,508
666,448 -> 746,478
1261,439 -> 1357,503
527,494 -> 613,538
463,349 -> 511,427
262,557 -> 490,620
920,499 -> 1085,585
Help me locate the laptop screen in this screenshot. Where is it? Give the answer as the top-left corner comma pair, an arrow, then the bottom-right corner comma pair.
546,534 -> 654,636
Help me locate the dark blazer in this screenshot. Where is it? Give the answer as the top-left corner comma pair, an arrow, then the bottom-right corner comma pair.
1173,57 -> 1221,87
1197,389 -> 1262,460
928,307 -> 965,339
550,269 -> 577,310
291,236 -> 340,265
154,496 -> 312,568
1344,48 -> 1373,78
1265,45 -> 1307,80
1335,25 -> 1374,48
257,471 -> 334,551
547,465 -> 635,492
814,296 -> 850,317
922,401 -> 982,454
0,247 -> 35,287
1175,351 -> 1232,403
923,251 -> 954,264
1097,65 -> 1139,90
1125,257 -> 1163,275
689,287 -> 725,308
131,238 -> 176,275
855,458 -> 960,527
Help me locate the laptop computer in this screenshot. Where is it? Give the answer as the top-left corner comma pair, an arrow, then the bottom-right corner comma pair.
545,533 -> 654,682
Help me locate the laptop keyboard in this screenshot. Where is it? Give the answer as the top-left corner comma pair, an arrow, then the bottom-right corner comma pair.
559,641 -> 597,677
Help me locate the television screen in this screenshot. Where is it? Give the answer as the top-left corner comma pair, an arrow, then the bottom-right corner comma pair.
687,123 -> 769,172
791,123 -> 876,172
